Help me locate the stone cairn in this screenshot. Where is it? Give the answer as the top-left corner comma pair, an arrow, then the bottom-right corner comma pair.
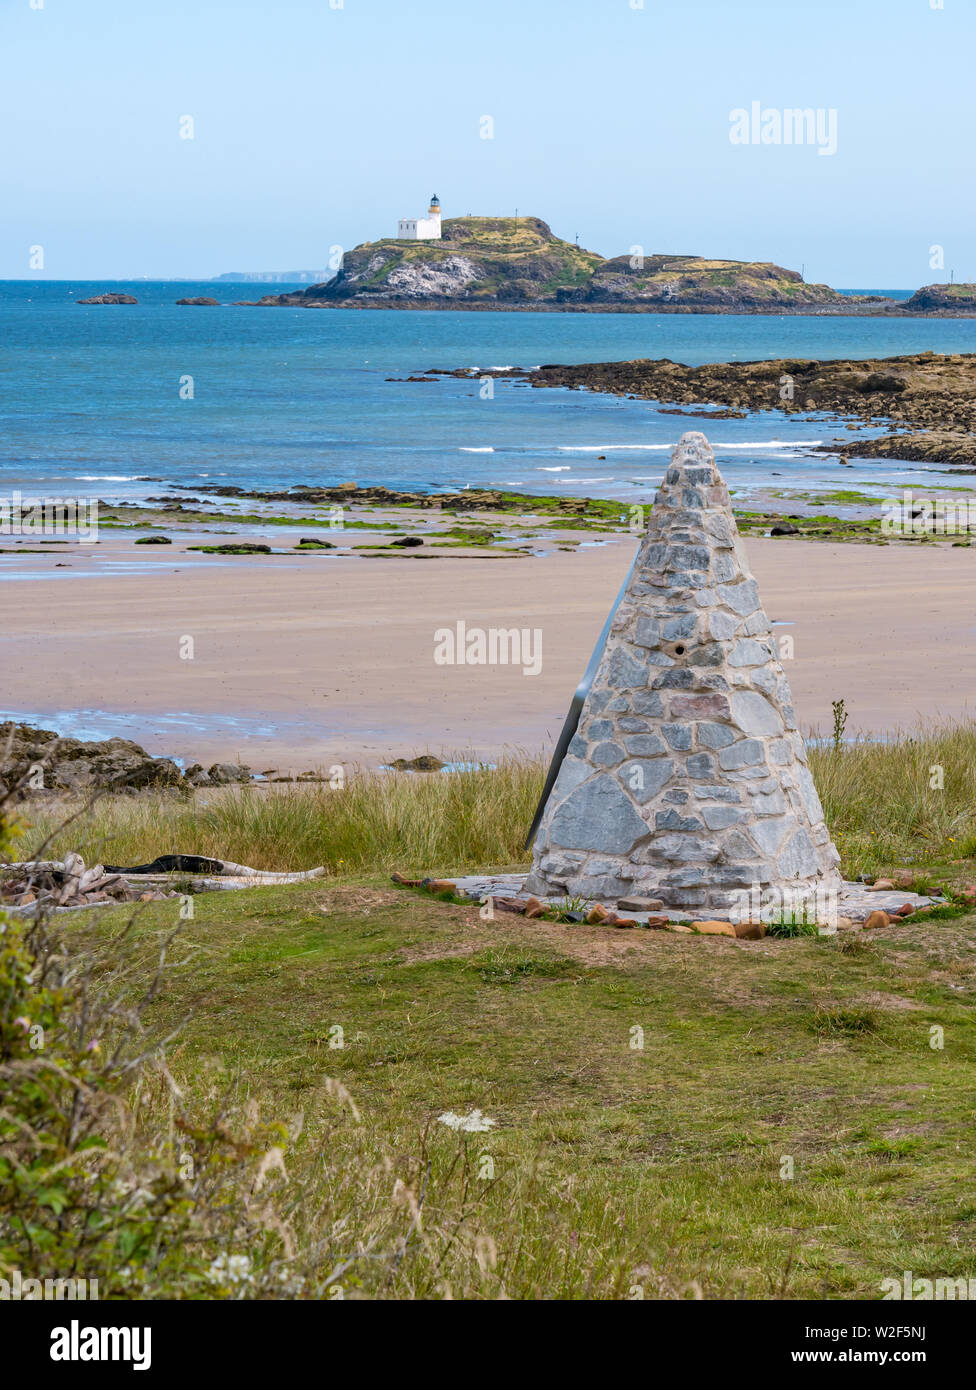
525,431 -> 842,915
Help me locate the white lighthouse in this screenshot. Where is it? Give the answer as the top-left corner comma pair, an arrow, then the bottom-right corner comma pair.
398,195 -> 442,241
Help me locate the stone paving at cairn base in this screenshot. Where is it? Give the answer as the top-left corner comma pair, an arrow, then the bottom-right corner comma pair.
451,874 -> 940,928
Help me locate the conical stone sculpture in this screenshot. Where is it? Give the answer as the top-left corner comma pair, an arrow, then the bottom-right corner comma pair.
525,431 -> 842,914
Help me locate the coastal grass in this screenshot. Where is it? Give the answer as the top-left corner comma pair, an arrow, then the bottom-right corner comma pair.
809,720 -> 976,882
10,723 -> 976,1298
19,754 -> 546,878
17,721 -> 976,890
49,879 -> 976,1298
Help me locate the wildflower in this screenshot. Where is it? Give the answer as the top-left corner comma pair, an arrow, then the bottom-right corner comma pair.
207,1253 -> 253,1286
13,1016 -> 31,1032
437,1109 -> 496,1133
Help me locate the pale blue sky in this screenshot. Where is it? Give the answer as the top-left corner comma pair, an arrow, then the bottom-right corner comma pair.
3,0 -> 973,285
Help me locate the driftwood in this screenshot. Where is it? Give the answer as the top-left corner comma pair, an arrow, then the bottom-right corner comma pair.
0,853 -> 326,914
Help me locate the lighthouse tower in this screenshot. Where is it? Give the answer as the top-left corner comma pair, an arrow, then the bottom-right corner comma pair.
398,195 -> 442,241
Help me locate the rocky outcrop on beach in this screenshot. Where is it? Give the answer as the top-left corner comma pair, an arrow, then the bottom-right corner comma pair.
170,478 -> 511,511
820,431 -> 976,467
482,351 -> 976,466
77,293 -> 138,305
0,723 -> 181,794
0,722 -> 254,796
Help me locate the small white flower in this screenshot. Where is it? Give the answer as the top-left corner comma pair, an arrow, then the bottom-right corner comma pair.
207,1253 -> 253,1286
437,1109 -> 496,1133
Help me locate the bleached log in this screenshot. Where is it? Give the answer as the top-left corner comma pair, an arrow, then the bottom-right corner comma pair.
122,870 -> 326,890
204,861 -> 327,881
78,864 -> 106,894
4,899 -> 117,917
0,861 -> 66,877
123,864 -> 327,885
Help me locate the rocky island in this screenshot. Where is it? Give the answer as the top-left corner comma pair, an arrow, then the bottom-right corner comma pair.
244,214 -> 976,316
247,216 -> 862,313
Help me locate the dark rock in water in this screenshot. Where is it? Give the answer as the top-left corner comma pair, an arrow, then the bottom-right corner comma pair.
391,536 -> 424,547
0,721 -> 181,794
77,293 -> 138,305
134,535 -> 173,545
295,537 -> 335,548
176,297 -> 219,306
770,523 -> 800,535
389,754 -> 445,771
207,762 -> 252,784
192,542 -> 272,554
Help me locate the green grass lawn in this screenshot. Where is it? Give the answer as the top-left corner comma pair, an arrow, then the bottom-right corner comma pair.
12,725 -> 976,1298
72,874 -> 976,1299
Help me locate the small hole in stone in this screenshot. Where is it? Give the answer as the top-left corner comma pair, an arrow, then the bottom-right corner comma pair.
674,644 -> 686,655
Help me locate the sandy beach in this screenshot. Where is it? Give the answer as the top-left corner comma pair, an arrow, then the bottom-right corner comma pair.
2,532 -> 974,772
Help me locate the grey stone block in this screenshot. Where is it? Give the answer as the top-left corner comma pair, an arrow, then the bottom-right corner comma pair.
548,774 -> 648,854
633,618 -> 660,649
708,610 -> 739,641
698,722 -> 736,749
655,809 -> 704,832
662,723 -> 692,750
591,741 -> 625,767
623,733 -> 668,757
652,834 -> 720,862
728,638 -> 772,668
730,690 -> 785,736
777,828 -> 820,879
585,718 -> 615,740
606,644 -> 650,689
631,691 -> 665,717
549,756 -> 592,804
716,578 -> 760,616
619,758 -> 674,805
718,738 -> 766,769
662,613 -> 698,641
701,804 -> 747,830
693,785 -> 742,802
653,669 -> 696,689
686,752 -> 716,778
751,817 -> 792,855
688,643 -> 725,667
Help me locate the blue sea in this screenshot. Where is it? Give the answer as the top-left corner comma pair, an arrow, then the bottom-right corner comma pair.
4,279 -> 976,506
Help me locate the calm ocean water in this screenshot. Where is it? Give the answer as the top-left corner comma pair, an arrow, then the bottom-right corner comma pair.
4,280 -> 976,505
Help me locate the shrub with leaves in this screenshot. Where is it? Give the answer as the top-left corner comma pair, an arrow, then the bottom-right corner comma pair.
0,809 -> 299,1298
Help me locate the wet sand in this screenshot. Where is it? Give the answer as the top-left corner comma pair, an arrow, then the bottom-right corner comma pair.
1,534 -> 974,771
